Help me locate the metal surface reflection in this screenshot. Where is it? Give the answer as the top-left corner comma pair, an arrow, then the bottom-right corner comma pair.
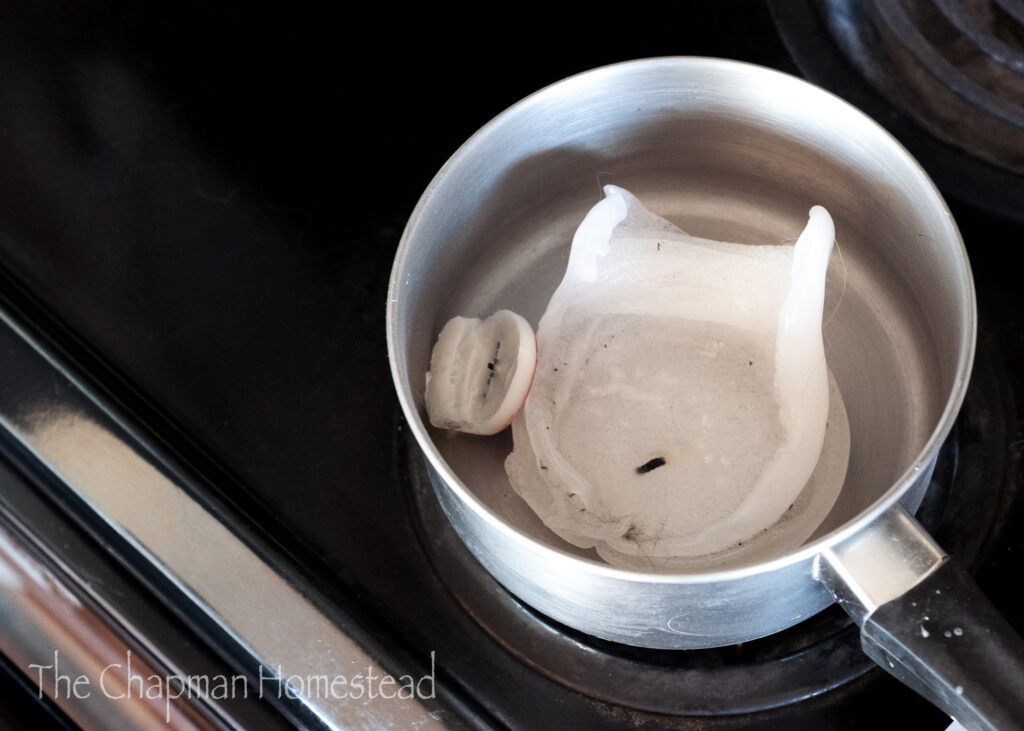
0,521 -> 214,730
0,306 -> 442,730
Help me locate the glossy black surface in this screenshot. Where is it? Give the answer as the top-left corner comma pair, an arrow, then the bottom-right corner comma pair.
0,2 -> 1021,728
0,0 -> 789,610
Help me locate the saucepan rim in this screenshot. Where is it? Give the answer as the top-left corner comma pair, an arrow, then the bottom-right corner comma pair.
386,56 -> 977,585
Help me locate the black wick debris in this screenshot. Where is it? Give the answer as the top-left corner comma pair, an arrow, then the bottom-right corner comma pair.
481,341 -> 501,398
636,457 -> 666,475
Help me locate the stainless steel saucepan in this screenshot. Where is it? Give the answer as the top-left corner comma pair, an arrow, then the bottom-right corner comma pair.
387,58 -> 1024,729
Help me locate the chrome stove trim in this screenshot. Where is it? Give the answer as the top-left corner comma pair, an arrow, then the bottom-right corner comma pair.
0,513 -> 217,730
0,449 -> 295,730
0,304 -> 444,731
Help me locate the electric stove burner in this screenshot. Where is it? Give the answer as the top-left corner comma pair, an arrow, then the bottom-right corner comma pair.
824,0 -> 1024,171
771,0 -> 1024,219
401,342 -> 1016,727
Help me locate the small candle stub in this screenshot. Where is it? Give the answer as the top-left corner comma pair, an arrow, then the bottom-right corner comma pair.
424,310 -> 536,436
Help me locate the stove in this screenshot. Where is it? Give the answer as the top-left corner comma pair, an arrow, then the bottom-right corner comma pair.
0,2 -> 1021,729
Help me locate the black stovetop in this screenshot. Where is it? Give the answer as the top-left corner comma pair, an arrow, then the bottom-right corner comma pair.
0,2 -> 1021,728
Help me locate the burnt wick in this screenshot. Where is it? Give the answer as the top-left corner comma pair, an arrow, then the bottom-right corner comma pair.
636,457 -> 666,475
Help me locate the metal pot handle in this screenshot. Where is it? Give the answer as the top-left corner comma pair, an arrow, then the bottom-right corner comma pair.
816,503 -> 1024,731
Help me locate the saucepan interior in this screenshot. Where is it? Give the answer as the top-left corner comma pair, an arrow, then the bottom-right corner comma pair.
388,59 -> 973,644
